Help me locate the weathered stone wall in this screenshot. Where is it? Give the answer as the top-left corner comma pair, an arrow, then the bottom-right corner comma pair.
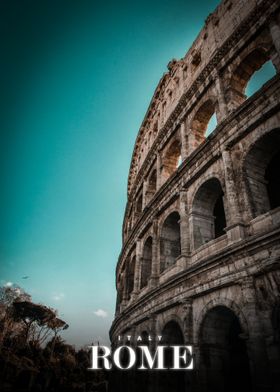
110,0 -> 280,390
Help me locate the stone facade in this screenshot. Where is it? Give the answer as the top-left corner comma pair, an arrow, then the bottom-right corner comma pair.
110,0 -> 280,390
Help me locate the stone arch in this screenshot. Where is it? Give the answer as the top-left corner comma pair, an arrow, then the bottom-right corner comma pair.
197,303 -> 251,392
161,319 -> 184,344
161,137 -> 182,182
195,298 -> 249,343
160,211 -> 181,272
189,172 -> 225,208
228,47 -> 276,108
190,98 -> 217,148
157,312 -> 185,340
243,128 -> 280,218
140,236 -> 153,289
191,177 -> 227,249
135,323 -> 152,338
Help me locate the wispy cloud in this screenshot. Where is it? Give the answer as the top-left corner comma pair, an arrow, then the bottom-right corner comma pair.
52,292 -> 65,301
93,309 -> 108,318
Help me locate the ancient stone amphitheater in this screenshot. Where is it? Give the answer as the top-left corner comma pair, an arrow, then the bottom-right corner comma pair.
110,0 -> 280,390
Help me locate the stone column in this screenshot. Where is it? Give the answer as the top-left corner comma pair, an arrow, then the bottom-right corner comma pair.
182,299 -> 193,343
180,121 -> 188,161
222,148 -> 246,243
182,299 -> 195,391
179,191 -> 191,268
214,73 -> 229,122
120,269 -> 129,312
131,240 -> 142,297
149,313 -> 157,351
150,219 -> 160,287
142,179 -> 148,209
241,276 -> 271,391
148,313 -> 159,392
185,116 -> 197,155
155,153 -> 160,190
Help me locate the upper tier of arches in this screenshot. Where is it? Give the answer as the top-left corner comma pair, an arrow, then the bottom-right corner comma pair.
127,0 -> 279,199
123,6 -> 279,241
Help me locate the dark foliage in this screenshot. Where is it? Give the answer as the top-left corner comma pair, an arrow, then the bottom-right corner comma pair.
0,286 -> 108,392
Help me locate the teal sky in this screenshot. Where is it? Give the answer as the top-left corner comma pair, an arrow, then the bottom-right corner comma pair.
0,0 -> 275,347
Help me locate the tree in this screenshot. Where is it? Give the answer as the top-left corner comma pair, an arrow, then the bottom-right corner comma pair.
0,285 -> 31,347
12,301 -> 68,346
0,285 -> 31,307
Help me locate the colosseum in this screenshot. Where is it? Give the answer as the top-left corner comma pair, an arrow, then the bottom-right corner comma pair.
109,0 -> 280,391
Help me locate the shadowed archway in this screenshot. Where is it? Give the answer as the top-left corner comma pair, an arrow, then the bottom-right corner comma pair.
198,305 -> 251,392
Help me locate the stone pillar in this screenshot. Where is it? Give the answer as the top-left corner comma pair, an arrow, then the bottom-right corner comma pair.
241,276 -> 271,391
142,179 -> 148,209
182,299 -> 193,343
148,313 -> 159,392
120,269 -> 129,312
222,148 -> 246,243
149,313 -> 157,351
179,191 -> 191,268
150,219 -> 160,287
182,299 -> 194,391
214,73 -> 229,122
156,153 -> 162,190
132,240 -> 142,297
180,121 -> 188,161
185,117 -> 197,156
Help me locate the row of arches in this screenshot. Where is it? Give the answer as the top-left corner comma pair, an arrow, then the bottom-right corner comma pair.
127,46 -> 277,234
132,34 -> 277,183
121,128 -> 280,303
156,310 -> 251,392
162,49 -> 277,177
124,182 -> 228,299
114,301 -> 280,392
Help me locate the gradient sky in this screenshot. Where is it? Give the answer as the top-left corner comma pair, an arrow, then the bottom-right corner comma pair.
0,0 -> 275,347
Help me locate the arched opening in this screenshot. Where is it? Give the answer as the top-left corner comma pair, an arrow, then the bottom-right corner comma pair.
191,100 -> 217,148
126,256 -> 136,300
145,169 -> 157,204
141,237 -> 152,289
159,321 -> 186,392
265,150 -> 280,210
192,178 -> 226,249
229,48 -> 276,108
244,129 -> 280,217
199,306 -> 251,392
139,330 -> 149,345
245,60 -> 276,97
205,112 -> 217,137
162,138 -> 181,181
160,212 -> 181,272
162,320 -> 184,345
